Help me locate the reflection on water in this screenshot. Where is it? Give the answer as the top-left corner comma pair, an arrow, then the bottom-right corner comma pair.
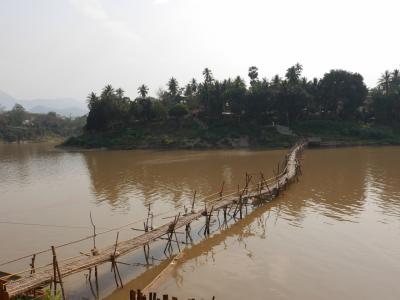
1,144 -> 400,300
110,147 -> 400,300
81,150 -> 280,209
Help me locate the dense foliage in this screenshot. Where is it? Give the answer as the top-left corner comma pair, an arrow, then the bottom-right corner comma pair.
67,64 -> 400,148
0,104 -> 85,142
84,65 -> 400,131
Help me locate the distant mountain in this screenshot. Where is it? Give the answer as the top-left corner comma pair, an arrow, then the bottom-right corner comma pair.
0,90 -> 18,109
0,90 -> 88,117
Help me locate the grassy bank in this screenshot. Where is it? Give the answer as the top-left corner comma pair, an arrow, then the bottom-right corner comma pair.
0,125 -> 73,144
63,119 -> 297,150
63,119 -> 400,150
294,120 -> 400,146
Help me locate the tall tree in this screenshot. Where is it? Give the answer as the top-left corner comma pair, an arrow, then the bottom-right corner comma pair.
248,66 -> 259,86
101,84 -> 114,98
116,88 -> 125,99
202,68 -> 214,85
285,63 -> 303,84
138,84 -> 149,98
87,92 -> 99,110
167,77 -> 179,97
319,70 -> 367,119
271,75 -> 281,86
200,68 -> 215,117
9,104 -> 27,126
190,78 -> 198,93
378,70 -> 391,94
391,69 -> 400,88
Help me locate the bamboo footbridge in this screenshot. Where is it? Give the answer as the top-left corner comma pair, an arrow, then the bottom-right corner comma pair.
0,142 -> 306,299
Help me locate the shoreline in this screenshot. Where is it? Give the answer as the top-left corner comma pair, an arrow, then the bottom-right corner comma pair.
57,139 -> 400,152
59,120 -> 400,152
3,137 -> 399,152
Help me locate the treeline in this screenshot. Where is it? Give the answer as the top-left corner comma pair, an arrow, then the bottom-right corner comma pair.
0,104 -> 85,142
84,64 -> 400,132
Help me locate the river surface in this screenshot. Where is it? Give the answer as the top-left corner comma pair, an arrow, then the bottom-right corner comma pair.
0,144 -> 399,299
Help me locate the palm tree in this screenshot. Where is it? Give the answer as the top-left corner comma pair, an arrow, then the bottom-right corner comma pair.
285,63 -> 303,84
190,78 -> 198,93
116,88 -> 125,99
202,68 -> 213,85
101,84 -> 114,98
87,92 -> 99,110
391,69 -> 400,88
378,70 -> 391,94
138,84 -> 149,98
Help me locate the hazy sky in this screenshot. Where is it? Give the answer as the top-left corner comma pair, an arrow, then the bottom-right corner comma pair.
0,0 -> 399,102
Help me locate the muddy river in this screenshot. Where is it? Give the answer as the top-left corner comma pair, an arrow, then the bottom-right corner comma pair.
0,144 -> 399,299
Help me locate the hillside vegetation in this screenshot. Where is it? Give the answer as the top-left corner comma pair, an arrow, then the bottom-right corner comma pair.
64,64 -> 400,149
0,104 -> 85,143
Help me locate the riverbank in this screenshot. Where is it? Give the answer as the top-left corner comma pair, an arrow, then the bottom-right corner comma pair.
62,120 -> 400,150
62,119 -> 298,150
0,135 -> 65,145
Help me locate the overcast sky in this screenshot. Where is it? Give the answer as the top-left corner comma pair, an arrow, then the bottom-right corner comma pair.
0,0 -> 399,102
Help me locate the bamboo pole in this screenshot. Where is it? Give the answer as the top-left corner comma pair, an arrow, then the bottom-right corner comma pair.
51,246 -> 65,300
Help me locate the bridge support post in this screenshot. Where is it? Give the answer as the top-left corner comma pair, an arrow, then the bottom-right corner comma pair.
30,254 -> 36,274
185,223 -> 192,244
203,206 -> 214,236
143,244 -> 150,266
110,232 -> 124,288
0,282 -> 9,300
51,246 -> 66,300
164,214 -> 181,255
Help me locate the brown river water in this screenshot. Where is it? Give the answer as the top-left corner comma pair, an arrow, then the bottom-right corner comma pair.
0,143 -> 399,299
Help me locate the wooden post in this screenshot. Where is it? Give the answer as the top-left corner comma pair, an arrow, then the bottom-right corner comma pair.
52,250 -> 57,293
145,204 -> 153,231
30,254 -> 36,274
173,217 -> 181,252
111,232 -> 123,287
204,206 -> 214,236
51,246 -> 66,300
88,266 -> 99,299
0,282 -> 10,300
143,222 -> 151,265
164,214 -> 180,255
191,191 -> 196,213
219,181 -> 225,201
265,181 -> 271,196
0,292 -> 9,300
94,266 -> 99,297
260,172 -> 265,190
90,212 -> 97,252
130,290 -> 136,300
239,195 -> 243,219
185,223 -> 192,244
